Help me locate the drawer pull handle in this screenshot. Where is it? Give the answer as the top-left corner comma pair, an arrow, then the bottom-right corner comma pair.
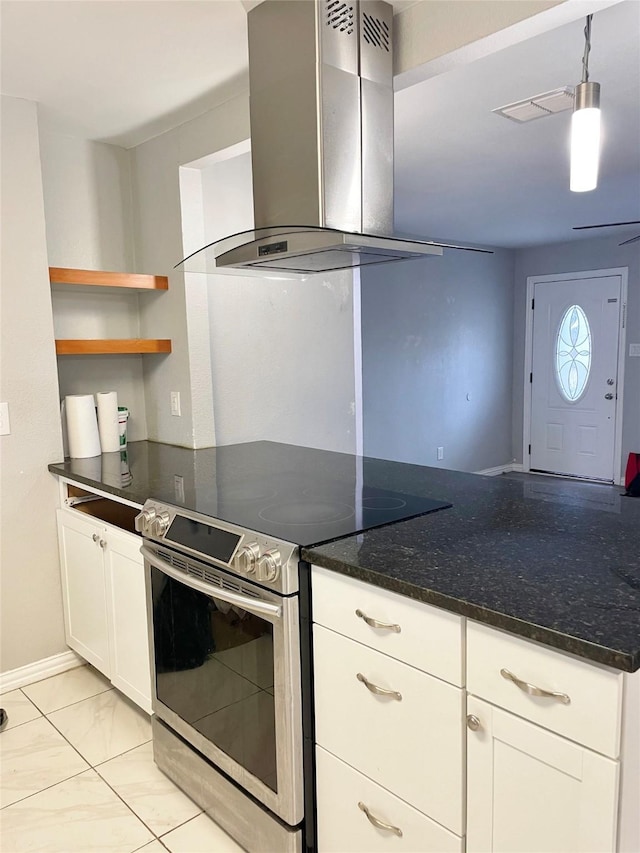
356,672 -> 402,701
358,801 -> 403,837
355,609 -> 401,633
500,668 -> 571,705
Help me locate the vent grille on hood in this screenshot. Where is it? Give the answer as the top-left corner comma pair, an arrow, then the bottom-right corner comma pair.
327,1 -> 355,33
362,11 -> 389,50
177,0 -> 492,276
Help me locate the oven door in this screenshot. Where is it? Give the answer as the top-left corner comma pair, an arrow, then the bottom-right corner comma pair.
142,544 -> 303,827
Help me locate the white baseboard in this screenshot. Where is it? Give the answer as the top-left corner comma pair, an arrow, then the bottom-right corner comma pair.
0,650 -> 84,693
474,462 -> 523,477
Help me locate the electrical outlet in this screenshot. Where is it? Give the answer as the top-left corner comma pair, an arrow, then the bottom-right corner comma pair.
0,402 -> 10,435
170,391 -> 181,417
437,446 -> 444,461
174,475 -> 185,503
629,343 -> 640,357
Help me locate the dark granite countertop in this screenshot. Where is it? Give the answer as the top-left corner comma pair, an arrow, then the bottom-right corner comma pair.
303,466 -> 640,673
49,441 -> 640,672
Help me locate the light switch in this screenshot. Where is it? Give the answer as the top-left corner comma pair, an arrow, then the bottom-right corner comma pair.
0,402 -> 10,435
629,344 -> 640,357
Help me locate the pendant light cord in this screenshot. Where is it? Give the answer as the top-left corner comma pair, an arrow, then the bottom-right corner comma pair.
581,15 -> 593,83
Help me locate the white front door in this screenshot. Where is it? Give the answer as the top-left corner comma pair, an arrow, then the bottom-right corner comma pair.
529,273 -> 622,481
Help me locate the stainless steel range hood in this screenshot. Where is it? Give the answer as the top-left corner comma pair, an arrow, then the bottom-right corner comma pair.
178,1 -> 488,276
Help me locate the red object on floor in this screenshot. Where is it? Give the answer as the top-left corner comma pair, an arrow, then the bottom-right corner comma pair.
624,452 -> 640,496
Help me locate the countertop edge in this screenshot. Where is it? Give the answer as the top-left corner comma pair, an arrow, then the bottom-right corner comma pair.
49,462 -> 145,506
302,549 -> 638,674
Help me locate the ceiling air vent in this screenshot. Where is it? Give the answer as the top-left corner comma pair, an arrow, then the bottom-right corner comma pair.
362,11 -> 390,51
326,0 -> 354,34
493,87 -> 575,123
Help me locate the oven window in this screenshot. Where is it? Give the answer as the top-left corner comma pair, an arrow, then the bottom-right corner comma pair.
151,569 -> 277,792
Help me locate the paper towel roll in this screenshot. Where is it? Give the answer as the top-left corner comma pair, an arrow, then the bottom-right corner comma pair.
96,391 -> 119,452
65,395 -> 101,459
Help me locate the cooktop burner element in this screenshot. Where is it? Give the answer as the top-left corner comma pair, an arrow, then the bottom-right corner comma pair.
361,495 -> 407,510
259,501 -> 356,526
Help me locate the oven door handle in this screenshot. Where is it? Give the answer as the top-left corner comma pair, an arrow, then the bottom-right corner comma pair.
141,546 -> 282,619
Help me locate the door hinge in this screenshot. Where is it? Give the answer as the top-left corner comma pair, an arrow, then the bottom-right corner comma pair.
529,372 -> 533,383
528,444 -> 531,455
622,303 -> 626,329
531,298 -> 535,310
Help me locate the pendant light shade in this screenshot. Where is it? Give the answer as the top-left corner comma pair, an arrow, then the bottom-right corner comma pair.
570,81 -> 601,192
570,16 -> 601,193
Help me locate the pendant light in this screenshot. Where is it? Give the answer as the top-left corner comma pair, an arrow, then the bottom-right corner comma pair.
570,15 -> 601,192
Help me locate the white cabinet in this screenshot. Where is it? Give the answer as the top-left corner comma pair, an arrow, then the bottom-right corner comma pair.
56,507 -> 151,712
312,565 -> 465,852
57,508 -> 110,672
466,620 -> 633,853
312,569 -> 639,853
466,695 -> 619,853
104,526 -> 152,711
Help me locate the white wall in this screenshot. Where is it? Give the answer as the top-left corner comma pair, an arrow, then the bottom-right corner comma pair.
361,246 -> 515,471
39,127 -> 148,441
512,235 -> 640,471
0,96 -> 66,672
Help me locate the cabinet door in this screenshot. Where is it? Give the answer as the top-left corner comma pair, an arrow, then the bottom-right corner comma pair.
103,527 -> 152,712
56,509 -> 110,674
467,696 -> 619,853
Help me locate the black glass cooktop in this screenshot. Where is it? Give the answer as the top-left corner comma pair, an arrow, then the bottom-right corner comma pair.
185,441 -> 451,546
51,440 -> 452,547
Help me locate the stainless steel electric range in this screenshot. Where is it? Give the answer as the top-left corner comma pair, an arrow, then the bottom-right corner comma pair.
136,441 -> 451,852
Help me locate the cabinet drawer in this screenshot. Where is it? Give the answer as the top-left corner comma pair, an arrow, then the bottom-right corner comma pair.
467,621 -> 623,757
314,624 -> 464,834
316,746 -> 462,853
312,565 -> 463,686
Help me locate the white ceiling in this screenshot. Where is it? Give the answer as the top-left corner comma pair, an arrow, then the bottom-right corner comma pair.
1,0 -> 638,249
0,1 -> 252,147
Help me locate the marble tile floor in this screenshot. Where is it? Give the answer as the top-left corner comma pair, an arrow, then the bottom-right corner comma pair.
0,665 -> 244,853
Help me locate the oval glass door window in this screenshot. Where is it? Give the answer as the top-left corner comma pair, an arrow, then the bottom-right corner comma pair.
555,304 -> 592,401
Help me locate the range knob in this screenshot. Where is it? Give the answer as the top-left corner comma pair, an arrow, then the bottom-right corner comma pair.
256,549 -> 281,583
235,543 -> 260,574
134,507 -> 156,534
152,511 -> 171,537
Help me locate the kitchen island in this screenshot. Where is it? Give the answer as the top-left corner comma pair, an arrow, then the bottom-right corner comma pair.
49,439 -> 640,852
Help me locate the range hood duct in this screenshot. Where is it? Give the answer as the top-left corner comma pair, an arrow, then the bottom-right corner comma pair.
178,0 -> 489,276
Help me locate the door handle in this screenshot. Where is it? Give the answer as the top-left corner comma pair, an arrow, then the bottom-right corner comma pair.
604,393 -> 614,400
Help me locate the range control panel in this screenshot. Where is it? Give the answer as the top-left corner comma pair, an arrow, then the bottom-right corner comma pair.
135,500 -> 299,594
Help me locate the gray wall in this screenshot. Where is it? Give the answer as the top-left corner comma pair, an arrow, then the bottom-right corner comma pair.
512,234 -> 640,471
361,247 -> 515,471
1,96 -> 66,672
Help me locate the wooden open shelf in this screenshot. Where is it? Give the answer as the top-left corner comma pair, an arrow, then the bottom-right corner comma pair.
55,339 -> 172,355
49,267 -> 169,291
